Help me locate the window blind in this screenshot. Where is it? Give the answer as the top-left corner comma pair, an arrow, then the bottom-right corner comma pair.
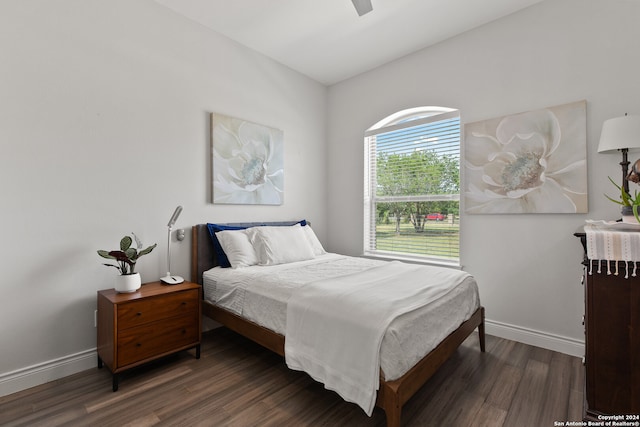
364,109 -> 461,264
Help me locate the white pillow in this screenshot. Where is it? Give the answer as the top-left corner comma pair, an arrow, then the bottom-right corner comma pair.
216,229 -> 259,268
248,224 -> 316,265
302,225 -> 326,256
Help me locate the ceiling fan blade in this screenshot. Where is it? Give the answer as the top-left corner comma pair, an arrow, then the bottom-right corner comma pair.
351,0 -> 373,16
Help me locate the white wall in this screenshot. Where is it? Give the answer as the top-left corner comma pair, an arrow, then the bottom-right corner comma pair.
0,0 -> 327,395
326,0 -> 640,356
4,0 -> 638,398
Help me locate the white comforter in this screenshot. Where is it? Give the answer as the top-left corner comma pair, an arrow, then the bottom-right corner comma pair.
202,254 -> 480,415
284,261 -> 471,416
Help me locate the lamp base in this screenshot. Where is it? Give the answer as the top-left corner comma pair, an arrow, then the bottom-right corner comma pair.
160,274 -> 184,285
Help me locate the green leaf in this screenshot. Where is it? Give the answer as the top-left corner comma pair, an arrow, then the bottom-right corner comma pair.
137,243 -> 157,257
606,176 -> 632,206
120,236 -> 132,251
604,194 -> 624,205
97,250 -> 114,259
102,263 -> 122,272
132,232 -> 143,249
125,247 -> 137,260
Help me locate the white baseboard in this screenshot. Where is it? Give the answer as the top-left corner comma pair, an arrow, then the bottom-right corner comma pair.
485,319 -> 585,358
0,325 -> 222,398
0,319 -> 585,398
0,348 -> 97,398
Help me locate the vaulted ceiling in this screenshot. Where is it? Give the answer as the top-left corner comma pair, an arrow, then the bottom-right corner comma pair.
154,0 -> 544,85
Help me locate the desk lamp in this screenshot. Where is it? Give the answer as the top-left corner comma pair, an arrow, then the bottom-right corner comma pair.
160,206 -> 184,285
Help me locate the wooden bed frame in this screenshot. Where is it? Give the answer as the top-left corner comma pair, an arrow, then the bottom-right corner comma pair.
191,223 -> 485,427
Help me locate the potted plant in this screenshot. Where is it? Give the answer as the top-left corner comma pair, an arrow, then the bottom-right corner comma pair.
98,233 -> 157,293
605,176 -> 640,223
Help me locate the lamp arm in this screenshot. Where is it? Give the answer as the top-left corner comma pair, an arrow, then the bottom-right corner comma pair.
167,206 -> 183,227
166,225 -> 172,276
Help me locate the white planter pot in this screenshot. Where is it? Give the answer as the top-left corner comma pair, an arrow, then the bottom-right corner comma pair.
115,273 -> 141,293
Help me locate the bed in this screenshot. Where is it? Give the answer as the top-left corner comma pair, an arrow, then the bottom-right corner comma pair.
191,222 -> 485,427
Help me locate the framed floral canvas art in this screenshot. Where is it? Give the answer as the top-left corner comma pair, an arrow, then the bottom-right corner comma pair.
211,113 -> 284,205
464,100 -> 587,214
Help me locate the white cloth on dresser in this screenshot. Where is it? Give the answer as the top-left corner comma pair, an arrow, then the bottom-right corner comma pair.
584,222 -> 640,278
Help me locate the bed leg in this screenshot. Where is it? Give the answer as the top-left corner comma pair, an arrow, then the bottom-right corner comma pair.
382,388 -> 401,427
385,405 -> 401,427
478,307 -> 486,353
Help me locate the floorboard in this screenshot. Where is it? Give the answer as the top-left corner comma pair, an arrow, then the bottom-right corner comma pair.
0,328 -> 584,427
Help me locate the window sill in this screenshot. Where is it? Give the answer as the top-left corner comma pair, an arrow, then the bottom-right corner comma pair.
361,251 -> 462,270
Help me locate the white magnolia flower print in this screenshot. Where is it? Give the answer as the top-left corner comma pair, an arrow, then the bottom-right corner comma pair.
464,101 -> 587,213
212,114 -> 284,205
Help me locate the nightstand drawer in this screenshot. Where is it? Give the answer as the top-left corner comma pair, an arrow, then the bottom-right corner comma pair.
117,289 -> 198,329
117,313 -> 199,366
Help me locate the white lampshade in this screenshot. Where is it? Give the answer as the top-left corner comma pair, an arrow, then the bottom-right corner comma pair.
598,115 -> 640,153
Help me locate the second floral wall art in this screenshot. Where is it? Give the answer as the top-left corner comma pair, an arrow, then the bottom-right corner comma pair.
464,100 -> 587,214
211,113 -> 284,205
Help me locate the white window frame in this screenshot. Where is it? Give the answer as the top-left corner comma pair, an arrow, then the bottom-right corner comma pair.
363,106 -> 461,267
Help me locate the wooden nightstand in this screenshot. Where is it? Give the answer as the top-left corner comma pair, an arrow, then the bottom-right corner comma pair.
97,281 -> 202,391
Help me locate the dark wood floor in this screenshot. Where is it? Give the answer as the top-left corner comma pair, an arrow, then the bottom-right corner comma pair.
0,328 -> 584,427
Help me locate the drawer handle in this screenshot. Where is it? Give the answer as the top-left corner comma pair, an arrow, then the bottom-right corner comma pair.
181,329 -> 186,334
181,302 -> 187,306
136,312 -> 142,316
136,343 -> 142,347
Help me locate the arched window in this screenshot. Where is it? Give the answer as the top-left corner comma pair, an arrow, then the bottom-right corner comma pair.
364,106 -> 461,265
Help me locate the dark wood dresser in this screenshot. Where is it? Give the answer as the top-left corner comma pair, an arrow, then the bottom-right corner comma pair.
97,281 -> 202,391
575,231 -> 640,419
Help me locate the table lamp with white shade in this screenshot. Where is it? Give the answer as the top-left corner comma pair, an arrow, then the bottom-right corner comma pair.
598,114 -> 640,195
